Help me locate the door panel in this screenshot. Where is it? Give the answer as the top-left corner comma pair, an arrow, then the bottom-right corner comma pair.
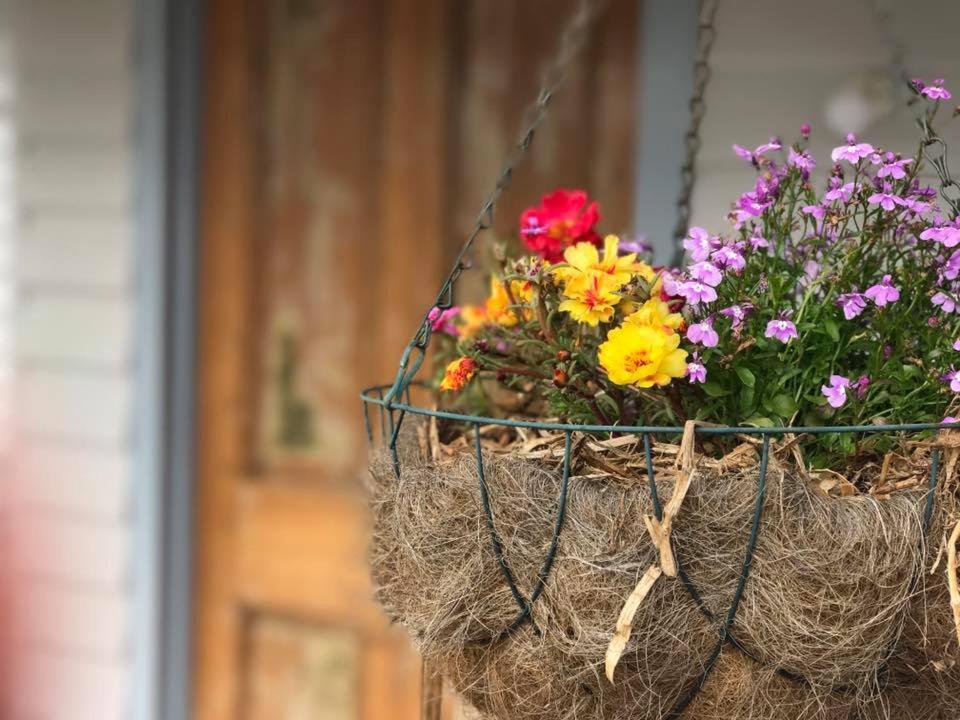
194,0 -> 640,717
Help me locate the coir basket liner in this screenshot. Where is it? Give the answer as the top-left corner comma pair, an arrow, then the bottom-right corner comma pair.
368,420 -> 960,720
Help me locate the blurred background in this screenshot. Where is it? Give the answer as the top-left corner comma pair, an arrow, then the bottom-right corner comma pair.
1,0 -> 959,718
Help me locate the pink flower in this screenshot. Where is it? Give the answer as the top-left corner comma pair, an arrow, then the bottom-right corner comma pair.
428,306 -> 461,336
852,375 -> 870,400
824,180 -> 856,204
749,233 -> 770,250
837,292 -> 867,320
688,261 -> 723,287
920,224 -> 960,248
520,189 -> 601,262
732,137 -> 781,164
765,318 -> 798,343
821,375 -> 851,408
877,155 -> 912,180
686,352 -> 707,384
720,303 -> 750,328
864,275 -> 899,307
683,227 -> 714,262
954,338 -> 960,351
831,134 -> 875,164
944,367 -> 960,393
676,281 -> 718,306
944,251 -> 960,281
919,78 -> 952,101
788,148 -> 816,175
711,246 -> 746,272
944,416 -> 960,424
933,291 -> 959,314
868,187 -> 905,212
686,317 -> 719,348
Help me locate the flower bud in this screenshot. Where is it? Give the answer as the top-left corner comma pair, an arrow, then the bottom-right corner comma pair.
800,122 -> 811,139
553,368 -> 568,387
556,350 -> 571,361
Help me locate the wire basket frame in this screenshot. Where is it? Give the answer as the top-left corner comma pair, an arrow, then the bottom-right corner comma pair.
362,384 -> 947,718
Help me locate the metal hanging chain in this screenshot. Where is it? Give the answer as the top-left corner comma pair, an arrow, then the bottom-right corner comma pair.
870,0 -> 960,219
384,0 -> 606,405
670,0 -> 719,262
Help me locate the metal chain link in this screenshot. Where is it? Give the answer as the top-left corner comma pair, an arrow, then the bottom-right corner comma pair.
671,0 -> 719,263
384,0 -> 606,404
869,0 -> 960,220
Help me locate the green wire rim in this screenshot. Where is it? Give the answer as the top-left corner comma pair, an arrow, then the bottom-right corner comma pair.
360,383 -> 959,438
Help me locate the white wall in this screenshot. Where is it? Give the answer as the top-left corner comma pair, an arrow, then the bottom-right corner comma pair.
691,0 -> 960,231
6,1 -> 139,718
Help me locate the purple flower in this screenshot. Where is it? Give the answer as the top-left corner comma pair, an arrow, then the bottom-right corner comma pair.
688,261 -> 723,286
800,122 -> 811,139
954,337 -> 960,351
618,236 -> 651,255
837,292 -> 867,320
686,317 -> 719,348
944,416 -> 960,424
920,223 -> 960,248
428,306 -> 461,336
711,245 -> 746,272
944,366 -> 960,393
683,227 -> 713,262
749,233 -> 770,250
831,134 -> 875,164
877,154 -> 912,180
868,185 -> 905,212
720,303 -> 750,328
732,137 -> 782,164
676,280 -> 718,306
803,260 -> 820,282
852,375 -> 870,400
864,275 -> 900,307
821,375 -> 851,408
802,204 -> 825,221
765,317 -> 798,343
788,148 -> 816,176
919,78 -> 952,100
944,251 -> 960,281
686,352 -> 707,384
932,291 -> 959,314
823,179 -> 856,204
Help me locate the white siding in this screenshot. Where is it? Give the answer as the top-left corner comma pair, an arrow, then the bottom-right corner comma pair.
7,0 -> 137,718
691,0 -> 960,230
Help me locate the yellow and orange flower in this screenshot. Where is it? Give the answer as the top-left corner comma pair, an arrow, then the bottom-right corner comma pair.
440,357 -> 478,392
553,235 -> 639,287
598,323 -> 687,388
458,304 -> 488,337
626,298 -> 685,333
484,276 -> 518,327
558,270 -> 621,326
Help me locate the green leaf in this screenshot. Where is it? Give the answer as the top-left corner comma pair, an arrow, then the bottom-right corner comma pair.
735,366 -> 756,388
701,381 -> 731,398
823,317 -> 840,342
743,416 -> 775,428
767,393 -> 797,419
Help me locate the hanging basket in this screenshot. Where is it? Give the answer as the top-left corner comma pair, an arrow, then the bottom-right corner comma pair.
360,1 -> 960,718
363,390 -> 960,720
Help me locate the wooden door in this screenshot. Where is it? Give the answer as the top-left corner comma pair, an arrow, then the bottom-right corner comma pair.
193,0 -> 640,718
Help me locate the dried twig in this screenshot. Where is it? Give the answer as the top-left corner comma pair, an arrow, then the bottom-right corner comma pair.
604,564 -> 662,683
948,519 -> 960,648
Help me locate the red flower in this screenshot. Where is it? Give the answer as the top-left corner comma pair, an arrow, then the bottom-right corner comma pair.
519,189 -> 601,262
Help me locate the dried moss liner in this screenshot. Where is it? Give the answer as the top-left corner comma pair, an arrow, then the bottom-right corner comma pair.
361,385 -> 945,716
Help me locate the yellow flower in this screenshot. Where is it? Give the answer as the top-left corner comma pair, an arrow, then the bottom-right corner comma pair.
626,298 -> 685,333
440,357 -> 478,392
553,235 -> 638,287
511,279 -> 537,320
485,276 -> 518,327
558,270 -> 621,326
598,323 -> 687,388
458,304 -> 488,337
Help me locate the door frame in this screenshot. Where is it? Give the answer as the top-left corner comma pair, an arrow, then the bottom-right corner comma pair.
132,0 -> 204,718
